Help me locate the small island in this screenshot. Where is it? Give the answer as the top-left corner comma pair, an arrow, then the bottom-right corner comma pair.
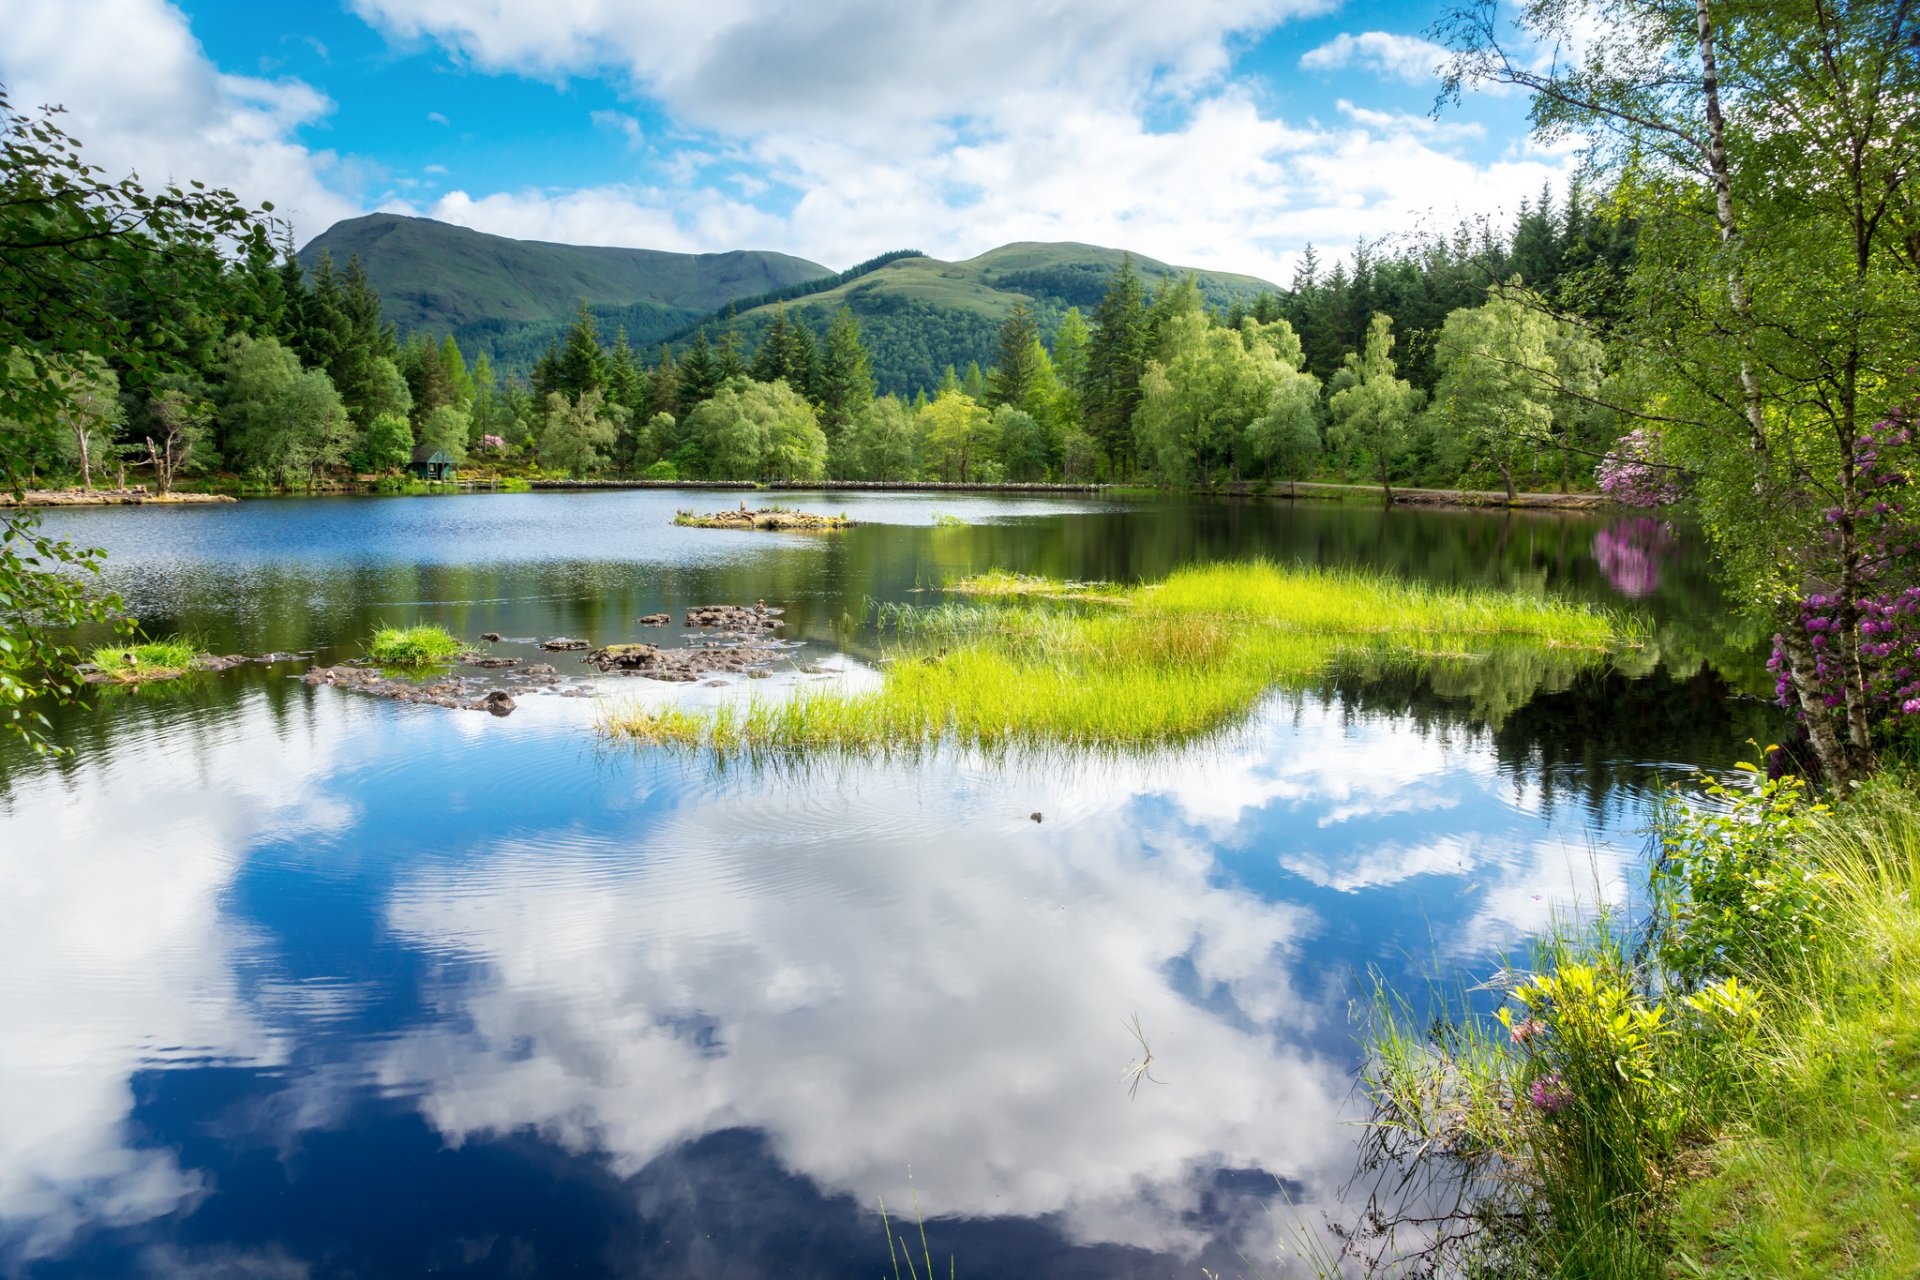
673,504 -> 856,531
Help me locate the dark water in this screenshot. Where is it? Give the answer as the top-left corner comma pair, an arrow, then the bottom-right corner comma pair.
0,492 -> 1776,1278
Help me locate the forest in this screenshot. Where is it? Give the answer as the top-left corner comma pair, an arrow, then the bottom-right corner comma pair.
7,175 -> 1635,500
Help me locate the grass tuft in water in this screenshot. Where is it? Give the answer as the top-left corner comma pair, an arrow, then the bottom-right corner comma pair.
601,560 -> 1636,757
87,636 -> 202,682
366,623 -> 464,667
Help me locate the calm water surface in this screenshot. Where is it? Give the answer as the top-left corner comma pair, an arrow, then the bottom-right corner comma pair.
1,492 -> 1776,1277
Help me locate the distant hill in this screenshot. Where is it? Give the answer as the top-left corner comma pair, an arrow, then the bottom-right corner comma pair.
297,213 -> 830,359
709,242 -> 1281,394
299,217 -> 1281,394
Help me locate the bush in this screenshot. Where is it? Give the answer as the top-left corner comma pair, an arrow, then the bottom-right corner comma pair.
1651,764 -> 1829,987
644,459 -> 679,481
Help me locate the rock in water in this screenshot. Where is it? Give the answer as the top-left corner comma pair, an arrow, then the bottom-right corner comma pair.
481,632 -> 502,643
1030,812 -> 1043,823
637,613 -> 670,626
540,637 -> 589,651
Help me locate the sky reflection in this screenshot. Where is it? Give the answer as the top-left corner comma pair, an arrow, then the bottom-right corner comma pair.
0,675 -> 1656,1276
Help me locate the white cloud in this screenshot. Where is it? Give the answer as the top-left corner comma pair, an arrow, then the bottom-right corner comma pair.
0,0 -> 359,241
0,691 -> 372,1260
426,109 -> 450,125
351,0 -> 1338,138
1299,31 -> 1448,83
371,752 -> 1347,1259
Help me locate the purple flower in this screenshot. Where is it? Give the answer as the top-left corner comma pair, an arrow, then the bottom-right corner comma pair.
1529,1072 -> 1572,1116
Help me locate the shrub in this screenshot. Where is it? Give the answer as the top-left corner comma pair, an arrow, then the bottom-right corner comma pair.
644,459 -> 679,481
1651,764 -> 1830,988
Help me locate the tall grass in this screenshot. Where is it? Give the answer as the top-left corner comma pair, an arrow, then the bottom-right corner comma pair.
600,560 -> 1633,756
1350,772 -> 1920,1280
366,623 -> 465,666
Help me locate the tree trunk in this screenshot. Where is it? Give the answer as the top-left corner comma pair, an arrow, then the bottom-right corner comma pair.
1695,0 -> 1770,456
1776,624 -> 1859,784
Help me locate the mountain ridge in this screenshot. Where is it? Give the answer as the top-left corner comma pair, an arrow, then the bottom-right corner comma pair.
300,214 -> 1282,394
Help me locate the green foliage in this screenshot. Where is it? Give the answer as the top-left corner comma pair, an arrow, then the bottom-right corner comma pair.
917,391 -> 995,482
1327,312 -> 1421,497
1428,282 -> 1567,500
1356,768 -> 1920,1280
1652,768 -> 1830,988
218,333 -> 354,487
366,623 -> 464,667
537,388 -> 620,477
685,378 -> 827,481
417,403 -> 471,464
841,395 -> 919,481
356,411 -> 413,474
642,459 -> 678,481
1132,308 -> 1321,485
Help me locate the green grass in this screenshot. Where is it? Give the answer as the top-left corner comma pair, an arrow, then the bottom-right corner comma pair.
365,623 -> 465,667
1354,772 -> 1920,1279
599,560 -> 1632,756
87,637 -> 202,682
1664,782 -> 1920,1279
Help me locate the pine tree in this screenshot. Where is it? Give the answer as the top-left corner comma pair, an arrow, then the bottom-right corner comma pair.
531,339 -> 563,400
557,300 -> 606,400
717,310 -> 748,382
987,302 -> 1041,408
789,321 -> 819,398
751,304 -> 801,383
678,330 -> 722,408
814,305 -> 874,440
1084,253 -> 1148,474
647,344 -> 681,419
606,327 -> 641,409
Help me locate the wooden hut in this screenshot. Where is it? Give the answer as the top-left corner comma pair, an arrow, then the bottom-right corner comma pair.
408,445 -> 456,483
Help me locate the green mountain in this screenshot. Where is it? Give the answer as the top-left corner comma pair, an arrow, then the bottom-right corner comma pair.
691,242 -> 1280,394
301,217 -> 1281,394
297,213 -> 830,361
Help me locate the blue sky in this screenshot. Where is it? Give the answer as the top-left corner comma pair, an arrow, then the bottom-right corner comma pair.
0,0 -> 1572,282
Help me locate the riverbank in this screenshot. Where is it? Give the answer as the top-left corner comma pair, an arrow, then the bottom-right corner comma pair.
1355,770 -> 1920,1278
2,487 -> 237,507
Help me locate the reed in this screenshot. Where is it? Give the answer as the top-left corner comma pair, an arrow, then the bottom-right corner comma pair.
601,560 -> 1633,756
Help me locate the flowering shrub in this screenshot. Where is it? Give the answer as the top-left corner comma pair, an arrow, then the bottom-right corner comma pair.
1592,516 -> 1676,597
478,434 -> 506,452
1768,410 -> 1920,739
1596,428 -> 1682,507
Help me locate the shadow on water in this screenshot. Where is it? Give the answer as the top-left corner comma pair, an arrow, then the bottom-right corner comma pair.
0,492 -> 1773,1277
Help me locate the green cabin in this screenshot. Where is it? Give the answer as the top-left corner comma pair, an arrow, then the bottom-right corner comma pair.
408,445 -> 456,483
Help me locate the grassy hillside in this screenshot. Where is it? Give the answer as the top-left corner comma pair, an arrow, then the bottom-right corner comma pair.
297,213 -> 829,355
708,242 -> 1280,394
301,218 -> 1282,395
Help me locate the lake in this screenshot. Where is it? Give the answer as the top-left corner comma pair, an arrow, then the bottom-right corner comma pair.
0,491 -> 1777,1278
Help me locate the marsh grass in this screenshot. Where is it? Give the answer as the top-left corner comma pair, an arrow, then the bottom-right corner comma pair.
87,636 -> 202,682
366,623 -> 464,667
1352,773 -> 1920,1280
600,560 -> 1633,757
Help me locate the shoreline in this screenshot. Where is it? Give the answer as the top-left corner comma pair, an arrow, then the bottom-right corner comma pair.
11,479 -> 1619,514
2,488 -> 238,508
